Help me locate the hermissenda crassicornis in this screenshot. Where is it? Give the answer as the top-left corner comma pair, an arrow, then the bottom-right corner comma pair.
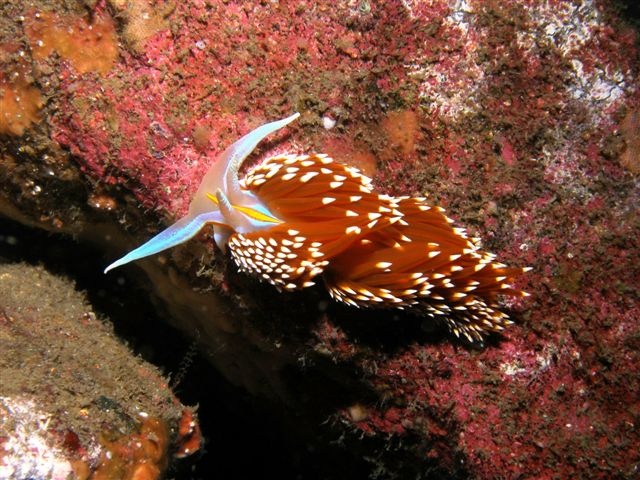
105,113 -> 529,342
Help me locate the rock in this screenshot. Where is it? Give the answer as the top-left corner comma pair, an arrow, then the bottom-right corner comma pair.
0,263 -> 199,479
0,0 -> 638,478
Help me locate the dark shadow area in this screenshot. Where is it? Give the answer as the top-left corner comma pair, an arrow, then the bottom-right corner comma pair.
618,0 -> 640,24
327,303 -> 449,352
225,244 -> 505,356
329,302 -> 509,352
0,215 -> 375,479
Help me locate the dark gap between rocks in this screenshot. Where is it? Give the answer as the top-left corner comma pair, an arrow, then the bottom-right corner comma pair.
0,214 -> 368,479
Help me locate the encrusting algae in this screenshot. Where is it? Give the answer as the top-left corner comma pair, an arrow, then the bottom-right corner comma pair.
0,55 -> 43,136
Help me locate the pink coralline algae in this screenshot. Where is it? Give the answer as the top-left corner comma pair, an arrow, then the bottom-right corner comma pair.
7,0 -> 640,478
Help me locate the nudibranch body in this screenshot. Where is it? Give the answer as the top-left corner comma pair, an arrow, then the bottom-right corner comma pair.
105,113 -> 529,342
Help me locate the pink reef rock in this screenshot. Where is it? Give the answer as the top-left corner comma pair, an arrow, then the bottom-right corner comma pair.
1,0 -> 639,478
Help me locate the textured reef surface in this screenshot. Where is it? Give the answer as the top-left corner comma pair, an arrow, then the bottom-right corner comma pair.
1,0 -> 638,478
0,263 -> 200,479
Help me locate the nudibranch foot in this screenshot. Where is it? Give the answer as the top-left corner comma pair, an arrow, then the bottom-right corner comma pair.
104,112 -> 529,343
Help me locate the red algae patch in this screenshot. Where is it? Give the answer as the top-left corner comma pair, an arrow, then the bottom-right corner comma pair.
620,109 -> 640,174
24,10 -> 118,75
192,124 -> 213,152
107,0 -> 171,53
381,110 -> 418,157
322,136 -> 378,178
0,61 -> 43,136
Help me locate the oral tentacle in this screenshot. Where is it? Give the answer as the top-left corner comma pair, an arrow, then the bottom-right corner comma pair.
225,113 -> 300,202
104,211 -> 225,273
187,113 -> 300,216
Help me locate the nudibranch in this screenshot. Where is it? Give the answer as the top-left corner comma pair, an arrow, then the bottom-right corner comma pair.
105,113 -> 529,342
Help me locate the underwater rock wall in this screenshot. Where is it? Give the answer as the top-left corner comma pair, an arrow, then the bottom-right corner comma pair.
1,0 -> 638,478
